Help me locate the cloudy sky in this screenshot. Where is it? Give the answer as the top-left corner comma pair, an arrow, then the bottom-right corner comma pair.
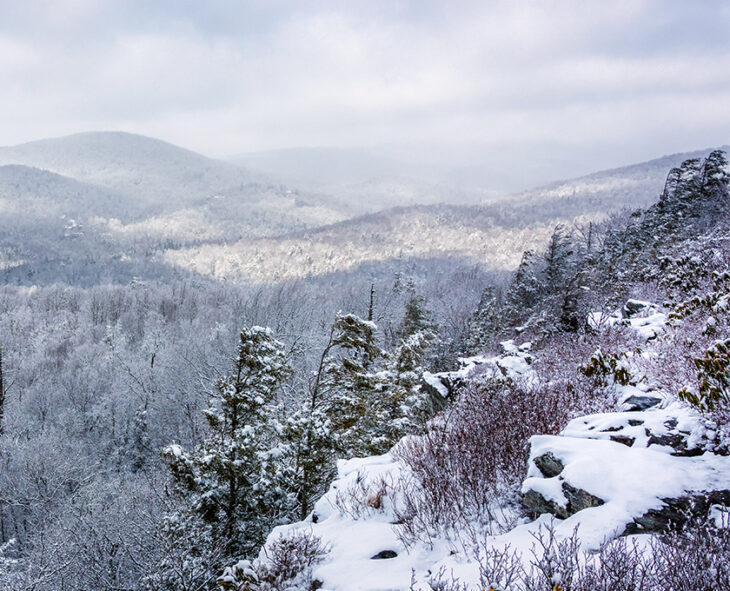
1,0 -> 729,187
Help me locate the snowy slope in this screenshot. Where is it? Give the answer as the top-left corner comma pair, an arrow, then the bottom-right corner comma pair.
508,145 -> 730,216
0,132 -> 348,228
254,300 -> 730,591
0,132 -> 259,208
258,406 -> 728,591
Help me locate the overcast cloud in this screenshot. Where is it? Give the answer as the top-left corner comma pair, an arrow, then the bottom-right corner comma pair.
1,0 -> 729,186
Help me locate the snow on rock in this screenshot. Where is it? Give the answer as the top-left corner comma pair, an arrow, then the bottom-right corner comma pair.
588,300 -> 667,341
422,340 -> 535,399
257,403 -> 730,590
561,401 -> 710,455
256,325 -> 727,590
421,371 -> 449,398
522,404 -> 730,549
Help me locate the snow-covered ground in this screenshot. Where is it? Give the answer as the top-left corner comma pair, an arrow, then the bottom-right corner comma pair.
255,301 -> 730,591
258,397 -> 728,590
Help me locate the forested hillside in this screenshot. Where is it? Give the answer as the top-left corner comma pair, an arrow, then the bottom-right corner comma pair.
222,151 -> 730,591
0,144 -> 728,591
1,133 -> 716,287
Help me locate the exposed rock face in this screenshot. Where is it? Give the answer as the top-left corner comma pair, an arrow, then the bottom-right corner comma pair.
523,489 -> 570,519
371,550 -> 398,559
562,483 -> 605,513
522,482 -> 605,519
623,299 -> 653,317
421,341 -> 535,401
533,452 -> 564,478
561,408 -> 709,456
623,394 -> 662,411
522,405 -> 729,540
623,490 -> 730,535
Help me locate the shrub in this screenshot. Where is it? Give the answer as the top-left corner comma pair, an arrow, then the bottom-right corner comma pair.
256,530 -> 330,591
219,530 -> 329,591
425,513 -> 730,591
392,377 -> 596,548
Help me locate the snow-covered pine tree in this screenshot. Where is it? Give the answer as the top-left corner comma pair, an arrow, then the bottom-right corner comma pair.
501,249 -> 541,330
543,225 -> 574,295
279,404 -> 334,521
159,326 -> 292,585
466,285 -> 500,352
371,328 -> 435,451
322,313 -> 386,458
397,292 -> 434,341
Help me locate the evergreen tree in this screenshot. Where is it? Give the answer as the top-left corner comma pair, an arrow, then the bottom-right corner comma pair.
159,326 -> 292,586
323,313 -> 386,457
320,312 -> 434,457
279,404 -> 334,520
543,225 -> 574,294
502,249 -> 541,329
397,292 -> 434,340
373,329 -> 435,449
466,285 -> 500,352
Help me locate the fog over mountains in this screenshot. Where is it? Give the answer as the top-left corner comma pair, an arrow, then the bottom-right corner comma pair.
0,131 -> 725,285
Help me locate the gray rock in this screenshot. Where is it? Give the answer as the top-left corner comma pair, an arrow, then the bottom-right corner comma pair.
623,395 -> 662,411
371,550 -> 398,559
533,452 -> 565,478
609,435 -> 635,447
522,489 -> 570,520
623,300 -> 651,317
622,490 -> 730,535
562,482 -> 605,513
647,432 -> 702,456
522,482 -> 605,519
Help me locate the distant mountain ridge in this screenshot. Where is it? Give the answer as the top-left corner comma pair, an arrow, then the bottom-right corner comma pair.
0,131 -> 265,210
0,131 -> 726,286
508,145 -> 730,213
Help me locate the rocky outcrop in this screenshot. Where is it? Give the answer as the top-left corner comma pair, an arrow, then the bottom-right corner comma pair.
521,404 -> 730,540
623,490 -> 730,535
533,452 -> 564,478
622,394 -> 662,411
523,481 -> 605,520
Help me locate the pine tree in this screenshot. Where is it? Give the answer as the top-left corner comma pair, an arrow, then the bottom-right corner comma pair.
502,249 -> 541,329
397,292 -> 434,340
160,325 -> 292,583
314,312 -> 434,457
279,404 -> 334,520
543,225 -> 574,294
372,329 -> 435,450
322,313 -> 386,457
466,286 -> 500,352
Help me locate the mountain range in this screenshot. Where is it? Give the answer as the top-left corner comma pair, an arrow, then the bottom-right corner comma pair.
0,131 -> 726,285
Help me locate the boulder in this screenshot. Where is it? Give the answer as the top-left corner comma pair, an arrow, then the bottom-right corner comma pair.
622,490 -> 730,535
371,550 -> 398,560
533,452 -> 564,478
623,395 -> 662,411
623,299 -> 653,318
522,481 -> 605,520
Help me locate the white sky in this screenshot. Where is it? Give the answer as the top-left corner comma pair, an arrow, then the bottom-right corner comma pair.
1,0 -> 729,185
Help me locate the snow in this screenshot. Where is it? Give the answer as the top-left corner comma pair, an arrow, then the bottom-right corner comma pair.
422,371 -> 448,397
263,453 -> 448,591
253,294 -> 727,590
628,312 -> 667,340
588,301 -> 667,341
523,433 -> 730,548
425,340 -> 535,398
256,392 -> 730,591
